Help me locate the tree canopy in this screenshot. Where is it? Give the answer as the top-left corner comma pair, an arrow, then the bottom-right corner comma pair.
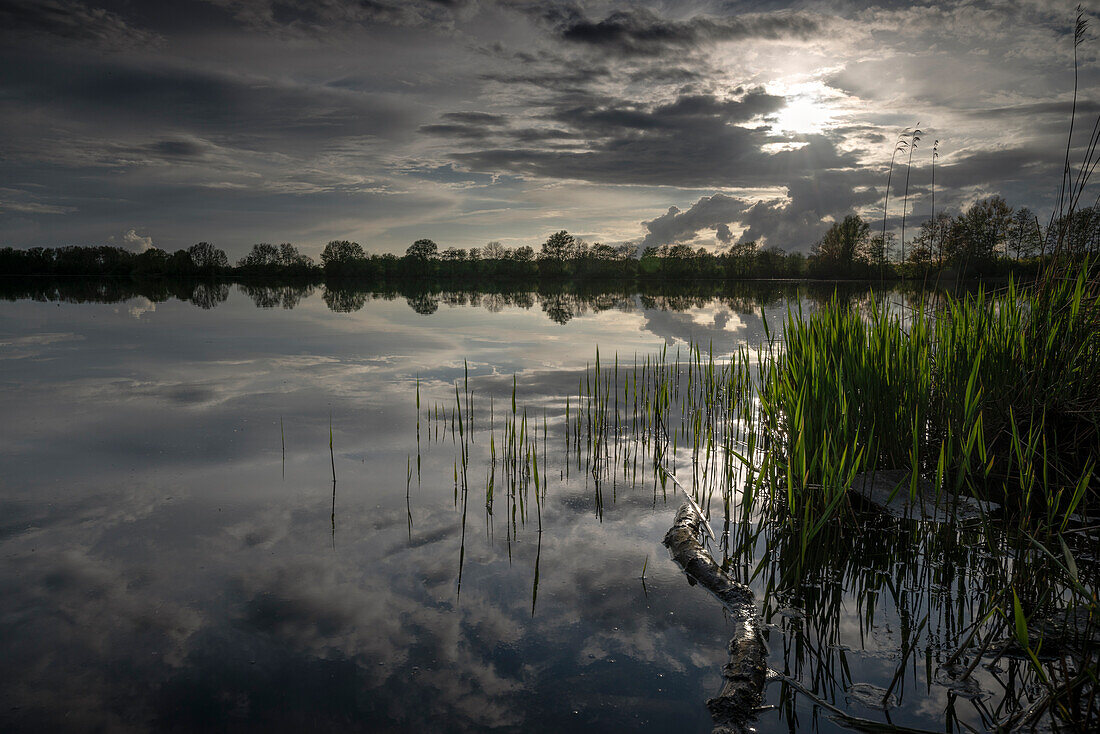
320,240 -> 365,268
188,242 -> 228,272
406,238 -> 439,260
540,231 -> 575,261
813,215 -> 870,267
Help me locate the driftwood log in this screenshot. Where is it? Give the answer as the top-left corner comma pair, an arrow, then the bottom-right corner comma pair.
663,502 -> 767,734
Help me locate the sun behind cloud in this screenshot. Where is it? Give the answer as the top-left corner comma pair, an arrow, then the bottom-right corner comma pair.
774,96 -> 828,134
769,81 -> 838,135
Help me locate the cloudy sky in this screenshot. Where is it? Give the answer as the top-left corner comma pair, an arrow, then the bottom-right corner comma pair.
0,0 -> 1096,259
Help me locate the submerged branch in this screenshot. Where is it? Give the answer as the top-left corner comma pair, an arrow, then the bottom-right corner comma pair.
663,502 -> 767,734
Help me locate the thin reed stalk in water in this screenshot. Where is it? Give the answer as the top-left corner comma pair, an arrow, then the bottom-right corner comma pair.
931,140 -> 939,265
881,130 -> 910,276
329,411 -> 336,483
900,124 -> 922,266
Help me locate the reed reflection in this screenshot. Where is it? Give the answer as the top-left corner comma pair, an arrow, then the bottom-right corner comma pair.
411,337 -> 1097,732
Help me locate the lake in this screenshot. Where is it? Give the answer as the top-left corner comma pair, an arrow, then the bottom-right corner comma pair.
0,282 -> 1034,732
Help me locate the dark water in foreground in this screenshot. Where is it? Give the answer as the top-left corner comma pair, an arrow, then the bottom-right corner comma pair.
0,284 -> 1030,732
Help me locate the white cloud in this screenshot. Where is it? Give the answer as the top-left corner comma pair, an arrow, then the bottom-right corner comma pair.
120,228 -> 153,252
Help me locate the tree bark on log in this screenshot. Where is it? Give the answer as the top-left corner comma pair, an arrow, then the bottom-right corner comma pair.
663,502 -> 767,734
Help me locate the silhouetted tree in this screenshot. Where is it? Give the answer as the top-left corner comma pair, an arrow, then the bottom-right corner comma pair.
755,245 -> 788,276
540,230 -> 575,261
133,247 -> 170,276
724,239 -> 758,278
481,241 -> 507,259
188,242 -> 228,273
1054,205 -> 1100,256
866,233 -> 893,270
238,242 -> 279,269
406,238 -> 439,260
541,292 -> 575,324
321,240 -> 365,274
813,215 -> 870,271
236,283 -> 312,308
277,243 -> 313,269
945,196 -> 1013,272
906,220 -> 937,268
1007,208 -> 1041,260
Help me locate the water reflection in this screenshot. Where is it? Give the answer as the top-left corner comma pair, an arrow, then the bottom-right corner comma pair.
323,286 -> 367,313
1,277 -> 915,325
406,343 -> 1088,732
191,281 -> 230,309
240,283 -> 315,309
0,282 -> 1030,733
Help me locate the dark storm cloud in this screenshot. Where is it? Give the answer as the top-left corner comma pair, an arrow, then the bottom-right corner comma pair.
640,193 -> 749,249
420,114 -> 579,143
0,0 -> 160,48
452,85 -> 857,188
638,168 -> 883,252
831,125 -> 888,146
506,127 -> 579,142
785,169 -> 882,217
0,56 -> 414,153
964,100 -> 1100,119
419,114 -> 580,143
738,197 -> 827,250
737,169 -> 882,249
480,65 -> 611,92
627,65 -> 705,84
429,86 -> 842,190
440,111 -> 507,125
551,87 -> 784,132
145,139 -> 208,159
204,0 -> 475,33
937,146 -> 1060,189
453,135 -> 855,188
511,4 -> 821,56
418,123 -> 494,139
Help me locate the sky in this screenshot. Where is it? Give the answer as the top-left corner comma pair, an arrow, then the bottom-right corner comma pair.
0,0 -> 1097,259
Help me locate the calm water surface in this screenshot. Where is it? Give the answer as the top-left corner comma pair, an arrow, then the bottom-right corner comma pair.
0,284 -> 1010,732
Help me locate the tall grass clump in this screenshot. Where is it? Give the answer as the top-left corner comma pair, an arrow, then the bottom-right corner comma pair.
754,271 -> 1097,728
758,296 -> 933,519
761,266 -> 1097,532
932,270 -> 1098,508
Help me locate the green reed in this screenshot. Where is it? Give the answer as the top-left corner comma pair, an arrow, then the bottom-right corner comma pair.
411,270 -> 1097,728
755,270 -> 1097,727
761,267 -> 1097,537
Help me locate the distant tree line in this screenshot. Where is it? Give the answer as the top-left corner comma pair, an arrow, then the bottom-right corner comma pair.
811,198 -> 1099,279
0,240 -> 316,279
3,200 -> 1096,284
